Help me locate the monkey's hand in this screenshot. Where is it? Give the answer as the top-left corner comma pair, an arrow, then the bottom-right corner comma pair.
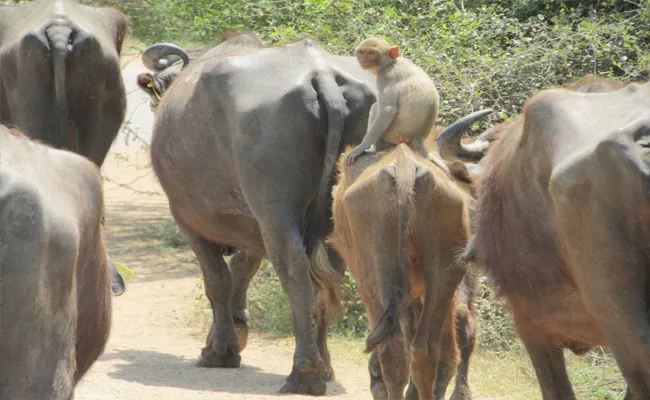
345,145 -> 367,166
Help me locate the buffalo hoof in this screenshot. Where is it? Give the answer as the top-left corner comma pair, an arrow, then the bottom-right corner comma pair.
370,379 -> 388,400
110,262 -> 126,296
111,281 -> 126,296
279,357 -> 328,396
450,385 -> 473,400
234,317 -> 249,352
369,353 -> 387,400
195,343 -> 241,368
320,364 -> 335,382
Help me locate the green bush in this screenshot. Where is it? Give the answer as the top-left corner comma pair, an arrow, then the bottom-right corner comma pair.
247,260 -> 369,338
328,270 -> 369,338
475,278 -> 520,352
151,219 -> 189,249
247,260 -> 294,335
114,0 -> 650,130
246,257 -> 520,353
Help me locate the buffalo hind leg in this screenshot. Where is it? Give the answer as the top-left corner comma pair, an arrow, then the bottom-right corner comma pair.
406,313 -> 466,400
450,278 -> 478,400
262,215 -> 327,395
314,300 -> 335,381
183,229 -> 241,368
369,349 -> 389,400
404,300 -> 422,400
229,250 -> 263,352
410,257 -> 465,400
449,308 -> 477,400
561,227 -> 650,396
582,286 -> 650,397
433,316 -> 460,400
366,296 -> 393,400
314,245 -> 346,382
520,333 -> 575,400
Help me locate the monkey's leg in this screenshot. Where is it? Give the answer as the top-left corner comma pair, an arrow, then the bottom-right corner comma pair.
412,137 -> 451,175
374,138 -> 390,153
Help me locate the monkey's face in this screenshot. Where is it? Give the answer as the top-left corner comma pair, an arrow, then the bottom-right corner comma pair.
355,48 -> 383,73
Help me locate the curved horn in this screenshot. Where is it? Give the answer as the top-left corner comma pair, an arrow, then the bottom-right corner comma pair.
435,108 -> 494,161
142,43 -> 190,72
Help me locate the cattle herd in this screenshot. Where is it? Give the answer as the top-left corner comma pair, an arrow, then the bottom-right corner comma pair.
0,1 -> 648,399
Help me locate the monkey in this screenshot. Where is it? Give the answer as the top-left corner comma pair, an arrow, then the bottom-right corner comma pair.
345,37 -> 448,174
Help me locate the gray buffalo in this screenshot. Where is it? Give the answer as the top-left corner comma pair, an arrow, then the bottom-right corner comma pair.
137,32 -> 377,395
440,76 -> 650,398
0,0 -> 128,166
0,126 -> 112,399
0,0 -> 130,295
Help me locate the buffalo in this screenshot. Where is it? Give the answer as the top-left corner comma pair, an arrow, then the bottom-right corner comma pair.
329,143 -> 479,400
0,0 -> 128,166
440,76 -> 650,399
0,126 -> 112,399
137,32 -> 378,395
0,0 -> 130,295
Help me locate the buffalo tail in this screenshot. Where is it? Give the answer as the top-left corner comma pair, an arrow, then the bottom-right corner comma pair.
305,69 -> 349,257
310,241 -> 345,319
365,151 -> 415,353
46,23 -> 74,152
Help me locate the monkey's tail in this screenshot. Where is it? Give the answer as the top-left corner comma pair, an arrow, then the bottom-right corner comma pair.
365,148 -> 415,353
46,22 -> 74,152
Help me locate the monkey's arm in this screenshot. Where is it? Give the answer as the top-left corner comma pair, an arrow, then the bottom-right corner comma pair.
345,85 -> 398,166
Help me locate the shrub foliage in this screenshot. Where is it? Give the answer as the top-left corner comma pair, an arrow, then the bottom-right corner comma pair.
114,0 -> 649,352
116,0 -> 650,128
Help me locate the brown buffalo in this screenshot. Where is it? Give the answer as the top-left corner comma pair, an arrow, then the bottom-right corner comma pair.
0,126 -> 112,399
441,75 -> 650,399
329,144 -> 477,400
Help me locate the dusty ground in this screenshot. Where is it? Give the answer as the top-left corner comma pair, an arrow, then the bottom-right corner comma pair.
74,46 -> 536,400
73,47 -> 379,398
74,149 -> 373,400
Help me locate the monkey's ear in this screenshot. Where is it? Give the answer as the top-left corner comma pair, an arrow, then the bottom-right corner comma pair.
389,46 -> 400,59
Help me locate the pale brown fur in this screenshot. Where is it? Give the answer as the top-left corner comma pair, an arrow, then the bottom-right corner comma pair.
330,144 -> 476,400
346,38 -> 445,172
470,75 -> 650,398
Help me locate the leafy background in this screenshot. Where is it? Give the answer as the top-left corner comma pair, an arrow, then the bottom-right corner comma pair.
5,0 -> 644,397
117,0 -> 650,130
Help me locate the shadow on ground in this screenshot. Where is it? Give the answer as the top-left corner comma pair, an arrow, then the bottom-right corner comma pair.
104,349 -> 349,396
102,201 -> 200,283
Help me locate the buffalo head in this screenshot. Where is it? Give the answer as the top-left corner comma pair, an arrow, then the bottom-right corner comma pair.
435,108 -> 497,187
137,43 -> 190,110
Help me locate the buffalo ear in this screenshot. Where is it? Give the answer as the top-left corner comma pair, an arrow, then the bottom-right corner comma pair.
388,46 -> 400,59
137,73 -> 155,95
449,160 -> 472,183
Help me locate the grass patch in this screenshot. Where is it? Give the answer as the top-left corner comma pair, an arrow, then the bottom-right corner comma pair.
154,213 -> 625,399
150,219 -> 189,249
247,260 -> 293,336
567,350 -> 626,399
240,264 -> 628,398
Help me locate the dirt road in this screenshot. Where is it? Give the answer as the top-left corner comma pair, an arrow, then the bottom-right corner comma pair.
73,149 -> 372,400
74,50 -> 514,400
73,51 -> 374,398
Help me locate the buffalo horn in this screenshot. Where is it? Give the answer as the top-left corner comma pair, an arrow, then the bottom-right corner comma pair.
435,108 -> 494,161
142,43 -> 190,72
